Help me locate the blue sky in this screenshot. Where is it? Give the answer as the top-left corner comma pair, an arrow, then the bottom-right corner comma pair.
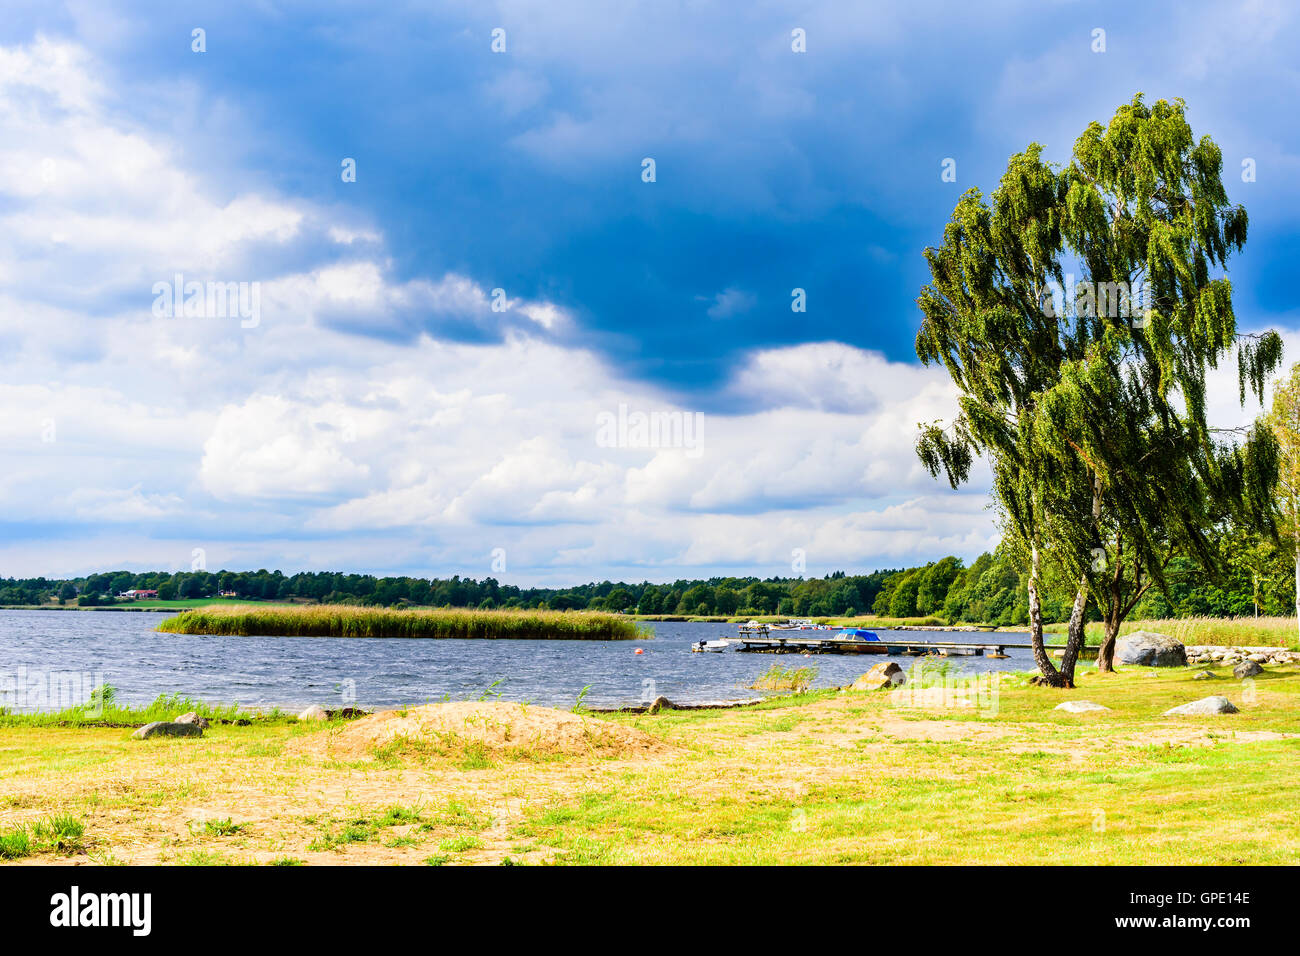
1,1 -> 1298,583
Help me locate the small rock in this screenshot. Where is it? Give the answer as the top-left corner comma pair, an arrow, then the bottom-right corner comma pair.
1115,631 -> 1187,667
853,661 -> 906,690
132,721 -> 203,739
174,711 -> 210,729
1164,696 -> 1239,716
1192,671 -> 1216,681
646,695 -> 674,714
1233,660 -> 1263,679
1055,701 -> 1109,713
297,704 -> 329,721
328,707 -> 369,720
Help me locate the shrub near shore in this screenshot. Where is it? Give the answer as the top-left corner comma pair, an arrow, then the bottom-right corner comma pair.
157,604 -> 642,640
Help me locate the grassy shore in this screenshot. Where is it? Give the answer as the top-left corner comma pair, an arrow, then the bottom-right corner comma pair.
0,685 -> 285,729
157,604 -> 642,640
3,663 -> 1298,865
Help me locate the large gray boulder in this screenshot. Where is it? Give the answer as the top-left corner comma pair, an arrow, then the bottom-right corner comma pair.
1233,660 -> 1263,679
852,661 -> 906,690
1164,696 -> 1239,716
132,721 -> 203,739
1116,631 -> 1187,667
174,711 -> 211,729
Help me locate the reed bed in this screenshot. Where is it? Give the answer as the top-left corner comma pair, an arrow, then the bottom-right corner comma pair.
157,604 -> 642,641
747,663 -> 818,692
1043,615 -> 1300,648
1104,615 -> 1299,648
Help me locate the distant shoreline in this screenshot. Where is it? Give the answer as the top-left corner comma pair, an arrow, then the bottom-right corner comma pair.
0,605 -> 180,613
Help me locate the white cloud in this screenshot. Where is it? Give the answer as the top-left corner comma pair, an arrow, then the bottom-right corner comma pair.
199,395 -> 372,501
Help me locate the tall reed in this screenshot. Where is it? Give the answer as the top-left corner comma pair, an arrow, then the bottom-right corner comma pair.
1043,615 -> 1299,648
748,663 -> 818,692
157,604 -> 642,640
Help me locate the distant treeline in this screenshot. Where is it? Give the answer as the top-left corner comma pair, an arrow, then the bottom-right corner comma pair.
1,526 -> 1292,623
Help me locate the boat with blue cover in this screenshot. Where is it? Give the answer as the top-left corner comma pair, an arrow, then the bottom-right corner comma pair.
835,627 -> 888,652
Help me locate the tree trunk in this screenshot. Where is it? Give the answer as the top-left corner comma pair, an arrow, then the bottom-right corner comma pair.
1294,543 -> 1299,649
1027,537 -> 1065,686
1097,559 -> 1123,673
1057,577 -> 1088,686
1096,616 -> 1120,673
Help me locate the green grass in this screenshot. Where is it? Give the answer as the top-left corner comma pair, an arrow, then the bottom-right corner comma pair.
0,682 -> 287,728
516,666 -> 1300,864
416,801 -> 492,832
306,804 -> 441,852
128,598 -> 299,609
0,827 -> 30,859
438,834 -> 484,853
4,666 -> 1300,865
199,818 -> 244,837
0,813 -> 87,859
158,604 -> 642,640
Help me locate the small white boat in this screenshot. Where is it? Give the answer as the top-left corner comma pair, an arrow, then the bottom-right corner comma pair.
692,639 -> 730,653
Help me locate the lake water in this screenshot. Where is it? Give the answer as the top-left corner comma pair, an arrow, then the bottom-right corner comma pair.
0,610 -> 1038,713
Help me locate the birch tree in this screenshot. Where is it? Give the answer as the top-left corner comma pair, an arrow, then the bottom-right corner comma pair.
1266,364 -> 1300,645
917,95 -> 1281,683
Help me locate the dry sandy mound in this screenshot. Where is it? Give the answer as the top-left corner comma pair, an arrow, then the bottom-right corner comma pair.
297,701 -> 670,762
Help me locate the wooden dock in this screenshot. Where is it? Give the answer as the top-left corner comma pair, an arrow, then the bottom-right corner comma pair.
729,630 -> 1093,659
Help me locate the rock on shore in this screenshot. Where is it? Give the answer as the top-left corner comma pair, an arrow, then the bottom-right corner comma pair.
132,721 -> 204,739
1186,646 -> 1299,667
1163,696 -> 1239,716
852,661 -> 906,690
1115,631 -> 1187,667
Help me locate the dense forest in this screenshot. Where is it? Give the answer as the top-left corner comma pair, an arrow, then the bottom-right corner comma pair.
1,524 -> 1292,623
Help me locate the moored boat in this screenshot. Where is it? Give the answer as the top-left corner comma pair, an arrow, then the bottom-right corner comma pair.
692,639 -> 730,653
835,627 -> 889,653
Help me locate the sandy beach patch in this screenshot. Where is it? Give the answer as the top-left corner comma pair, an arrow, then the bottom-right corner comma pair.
292,701 -> 672,762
